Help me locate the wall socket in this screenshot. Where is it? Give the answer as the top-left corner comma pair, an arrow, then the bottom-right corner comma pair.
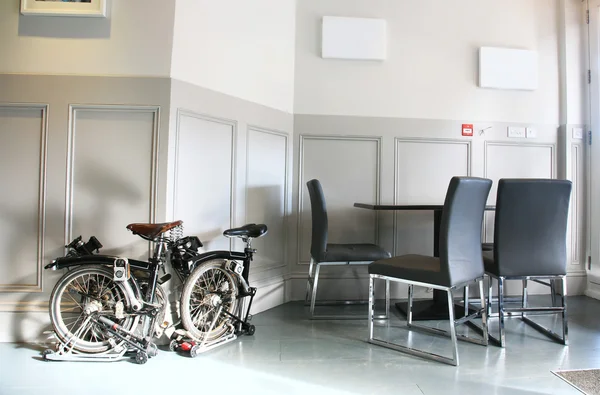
508,126 -> 526,138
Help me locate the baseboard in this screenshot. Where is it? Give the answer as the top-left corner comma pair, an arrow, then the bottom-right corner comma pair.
248,274 -> 287,315
584,281 -> 600,300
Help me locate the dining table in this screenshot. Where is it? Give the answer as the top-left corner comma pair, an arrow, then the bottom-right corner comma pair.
354,202 -> 495,321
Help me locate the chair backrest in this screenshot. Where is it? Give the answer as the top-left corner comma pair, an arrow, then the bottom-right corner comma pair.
439,176 -> 493,286
493,178 -> 572,276
306,179 -> 328,262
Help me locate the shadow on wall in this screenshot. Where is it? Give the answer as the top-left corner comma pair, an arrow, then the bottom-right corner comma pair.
72,158 -> 146,259
18,0 -> 111,38
10,277 -> 53,347
1,157 -> 149,343
246,185 -> 284,266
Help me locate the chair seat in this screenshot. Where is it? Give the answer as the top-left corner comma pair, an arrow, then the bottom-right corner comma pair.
368,254 -> 449,287
321,243 -> 391,263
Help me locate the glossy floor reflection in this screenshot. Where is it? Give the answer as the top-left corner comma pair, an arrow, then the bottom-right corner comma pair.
1,296 -> 599,395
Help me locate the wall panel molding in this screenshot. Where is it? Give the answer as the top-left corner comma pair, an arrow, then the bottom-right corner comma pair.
0,300 -> 48,312
297,135 -> 382,265
570,142 -> 583,265
482,140 -> 557,243
173,108 -> 237,250
393,137 -> 471,256
0,103 -> 48,293
246,125 -> 289,271
483,141 -> 557,179
65,105 -> 160,249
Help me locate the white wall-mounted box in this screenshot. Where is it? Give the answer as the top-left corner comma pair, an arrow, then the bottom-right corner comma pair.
479,47 -> 538,91
321,16 -> 387,61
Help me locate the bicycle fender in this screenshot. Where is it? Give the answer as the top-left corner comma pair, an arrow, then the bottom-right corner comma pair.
189,250 -> 246,270
45,255 -> 151,271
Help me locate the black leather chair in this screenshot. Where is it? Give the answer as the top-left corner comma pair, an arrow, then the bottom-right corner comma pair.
368,176 -> 492,366
305,179 -> 391,319
483,178 -> 572,347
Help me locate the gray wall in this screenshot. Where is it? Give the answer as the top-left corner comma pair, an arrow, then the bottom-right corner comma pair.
167,78 -> 294,314
289,115 -> 587,301
0,74 -> 293,342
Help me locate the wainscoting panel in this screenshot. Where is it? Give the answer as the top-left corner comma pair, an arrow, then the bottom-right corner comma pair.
570,142 -> 585,266
483,141 -> 555,243
0,104 -> 47,292
394,138 -> 471,256
297,135 -> 381,264
246,126 -> 288,270
174,110 -> 235,251
67,105 -> 159,261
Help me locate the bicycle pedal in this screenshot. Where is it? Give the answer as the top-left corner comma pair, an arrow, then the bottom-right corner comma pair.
158,274 -> 172,284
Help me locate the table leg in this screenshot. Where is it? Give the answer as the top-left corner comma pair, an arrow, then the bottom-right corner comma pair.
395,209 -> 477,320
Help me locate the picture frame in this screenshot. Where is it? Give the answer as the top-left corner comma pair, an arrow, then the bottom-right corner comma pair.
20,0 -> 108,18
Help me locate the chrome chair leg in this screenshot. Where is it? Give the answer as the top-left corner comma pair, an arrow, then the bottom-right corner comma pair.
368,276 -> 374,340
550,279 -> 557,307
368,276 -> 488,366
304,258 -> 315,304
464,285 -> 469,317
407,284 -> 414,326
522,279 -> 528,318
478,279 -> 488,346
487,275 -> 493,342
562,276 -> 568,345
498,277 -> 506,347
385,279 -> 390,318
447,289 -> 459,366
309,263 -> 321,317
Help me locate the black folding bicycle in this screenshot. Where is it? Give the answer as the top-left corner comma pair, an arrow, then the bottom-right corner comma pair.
42,220 -> 267,364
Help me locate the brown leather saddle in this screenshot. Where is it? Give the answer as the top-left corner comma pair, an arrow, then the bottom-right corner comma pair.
126,220 -> 183,239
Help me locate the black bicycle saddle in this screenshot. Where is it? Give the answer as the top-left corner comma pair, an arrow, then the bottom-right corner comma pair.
223,224 -> 268,238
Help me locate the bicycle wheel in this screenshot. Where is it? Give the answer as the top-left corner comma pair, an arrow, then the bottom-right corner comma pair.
180,259 -> 239,342
49,266 -> 137,353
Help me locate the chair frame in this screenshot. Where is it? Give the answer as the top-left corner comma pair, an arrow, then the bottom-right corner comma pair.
485,274 -> 567,347
305,258 -> 390,320
368,274 -> 488,366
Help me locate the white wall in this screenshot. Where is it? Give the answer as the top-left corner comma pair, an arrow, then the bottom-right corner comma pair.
294,0 -> 560,124
167,79 -> 294,315
562,0 -> 588,125
0,0 -> 176,77
170,0 -> 297,113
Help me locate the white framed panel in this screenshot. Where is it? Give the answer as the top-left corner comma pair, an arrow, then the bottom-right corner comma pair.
0,104 -> 48,292
479,46 -> 538,90
322,16 -> 387,60
393,138 -> 471,256
174,110 -> 236,252
483,141 -> 555,243
570,143 -> 583,265
246,126 -> 288,270
66,105 -> 159,261
297,135 -> 381,264
20,0 -> 108,17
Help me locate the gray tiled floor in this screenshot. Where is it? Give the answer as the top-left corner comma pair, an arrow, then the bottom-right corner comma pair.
1,296 -> 599,395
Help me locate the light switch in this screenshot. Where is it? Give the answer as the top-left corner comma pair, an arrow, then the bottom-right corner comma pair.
508,126 -> 526,138
573,128 -> 584,139
526,127 -> 537,138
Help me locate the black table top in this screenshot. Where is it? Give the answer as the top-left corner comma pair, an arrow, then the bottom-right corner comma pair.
354,203 -> 496,211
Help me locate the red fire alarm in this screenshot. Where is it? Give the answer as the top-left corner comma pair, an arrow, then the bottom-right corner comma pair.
462,124 -> 473,137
